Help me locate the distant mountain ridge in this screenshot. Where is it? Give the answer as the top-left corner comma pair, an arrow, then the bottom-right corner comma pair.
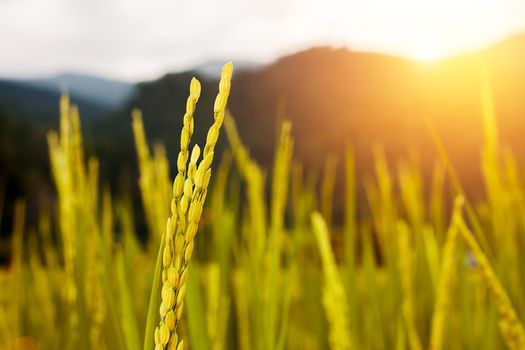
0,79 -> 109,122
22,73 -> 136,108
93,33 -> 525,202
2,32 -> 525,209
191,60 -> 264,78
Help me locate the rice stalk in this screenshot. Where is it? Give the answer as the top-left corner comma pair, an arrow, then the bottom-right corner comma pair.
429,195 -> 464,350
321,155 -> 338,229
457,216 -> 525,350
429,163 -> 445,242
224,112 -> 267,256
224,113 -> 267,349
396,221 -> 422,350
132,110 -> 170,245
266,120 -> 294,349
152,62 -> 233,350
11,200 -> 25,344
233,268 -> 251,350
311,211 -> 352,350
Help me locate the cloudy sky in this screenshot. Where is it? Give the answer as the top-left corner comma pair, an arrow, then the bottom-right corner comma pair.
1,0 -> 525,81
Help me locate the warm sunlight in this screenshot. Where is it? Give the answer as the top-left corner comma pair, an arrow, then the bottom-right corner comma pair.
413,47 -> 440,62
347,0 -> 524,64
1,0 -> 524,79
2,0 -> 525,349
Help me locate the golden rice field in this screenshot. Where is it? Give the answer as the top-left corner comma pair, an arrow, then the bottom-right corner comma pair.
1,62 -> 525,350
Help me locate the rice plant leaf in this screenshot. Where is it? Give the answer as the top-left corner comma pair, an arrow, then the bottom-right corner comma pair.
143,236 -> 164,350
116,247 -> 141,350
186,262 -> 212,350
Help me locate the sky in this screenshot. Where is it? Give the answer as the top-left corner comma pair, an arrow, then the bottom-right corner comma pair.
1,0 -> 525,82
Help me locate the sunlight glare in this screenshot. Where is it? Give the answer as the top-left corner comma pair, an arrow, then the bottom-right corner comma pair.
414,47 -> 439,62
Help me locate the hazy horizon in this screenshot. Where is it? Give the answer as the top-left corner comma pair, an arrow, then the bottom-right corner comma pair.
1,0 -> 525,82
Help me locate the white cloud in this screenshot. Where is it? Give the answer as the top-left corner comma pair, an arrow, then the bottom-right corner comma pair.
0,0 -> 524,81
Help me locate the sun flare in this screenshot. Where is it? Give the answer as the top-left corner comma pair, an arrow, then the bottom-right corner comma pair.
414,47 -> 439,62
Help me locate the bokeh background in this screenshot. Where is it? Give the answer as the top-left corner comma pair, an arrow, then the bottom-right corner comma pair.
4,2 -> 525,350
1,0 -> 525,242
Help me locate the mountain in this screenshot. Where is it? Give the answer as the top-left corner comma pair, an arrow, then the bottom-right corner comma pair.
92,71 -> 222,182
24,73 -> 135,108
192,60 -> 264,79
3,33 -> 525,217
0,79 -> 110,122
0,79 -> 118,218
91,34 -> 525,207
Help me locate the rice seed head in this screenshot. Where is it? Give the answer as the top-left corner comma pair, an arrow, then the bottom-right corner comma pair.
185,98 -> 196,115
160,323 -> 170,346
199,152 -> 214,173
203,169 -> 212,189
170,199 -> 177,215
221,62 -> 233,82
163,245 -> 172,267
169,217 -> 177,237
166,310 -> 176,331
166,218 -> 176,242
168,334 -> 179,350
176,284 -> 187,306
188,163 -> 197,181
190,145 -> 201,164
219,78 -> 230,94
173,174 -> 184,199
159,302 -> 168,318
213,93 -> 227,114
174,255 -> 182,271
60,94 -> 70,123
167,267 -> 179,288
176,303 -> 184,321
153,64 -> 232,350
185,223 -> 198,241
179,268 -> 189,286
174,234 -> 185,254
457,216 -> 525,349
214,110 -> 225,127
184,241 -> 194,263
165,293 -> 176,310
183,179 -> 193,199
179,195 -> 189,214
190,77 -> 201,99
189,202 -> 203,223
206,124 -> 220,147
177,152 -> 187,173
194,168 -> 206,189
189,118 -> 194,134
154,326 -> 160,345
162,284 -> 176,309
